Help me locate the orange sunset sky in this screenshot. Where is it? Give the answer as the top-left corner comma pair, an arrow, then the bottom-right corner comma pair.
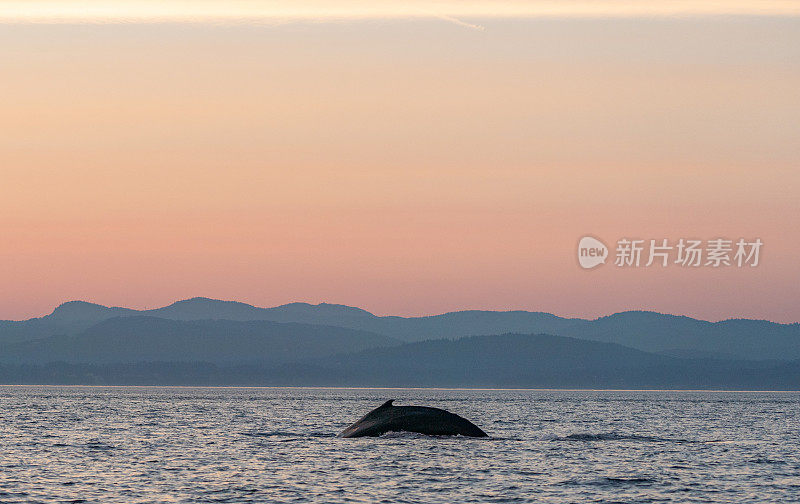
1,1 -> 799,322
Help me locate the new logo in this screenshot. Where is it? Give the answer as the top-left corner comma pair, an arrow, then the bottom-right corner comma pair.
578,236 -> 608,269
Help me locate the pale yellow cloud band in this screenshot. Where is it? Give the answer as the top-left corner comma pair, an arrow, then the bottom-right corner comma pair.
2,0 -> 800,23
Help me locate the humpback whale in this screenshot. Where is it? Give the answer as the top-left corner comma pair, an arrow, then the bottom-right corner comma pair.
338,400 -> 488,438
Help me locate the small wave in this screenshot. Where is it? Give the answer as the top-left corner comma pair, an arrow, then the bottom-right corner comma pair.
751,457 -> 786,465
597,477 -> 655,486
559,476 -> 655,487
243,431 -> 335,439
84,440 -> 116,451
243,431 -> 304,438
308,432 -> 337,438
556,432 -> 680,443
487,436 -> 523,441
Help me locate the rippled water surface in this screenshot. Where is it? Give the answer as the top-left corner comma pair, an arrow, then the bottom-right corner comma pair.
1,386 -> 798,503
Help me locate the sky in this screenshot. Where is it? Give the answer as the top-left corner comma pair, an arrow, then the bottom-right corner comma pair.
1,1 -> 799,322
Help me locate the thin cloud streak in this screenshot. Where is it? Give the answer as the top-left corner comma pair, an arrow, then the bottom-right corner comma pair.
2,0 -> 800,24
433,14 -> 486,32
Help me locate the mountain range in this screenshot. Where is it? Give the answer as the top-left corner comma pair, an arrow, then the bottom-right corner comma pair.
3,297 -> 798,359
0,298 -> 798,388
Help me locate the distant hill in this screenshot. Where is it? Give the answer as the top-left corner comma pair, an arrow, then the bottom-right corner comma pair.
296,333 -> 800,389
0,301 -> 137,344
1,298 -> 799,360
0,316 -> 398,365
559,312 -> 800,361
0,298 -> 378,344
146,298 -> 376,325
2,332 -> 797,389
47,300 -> 138,322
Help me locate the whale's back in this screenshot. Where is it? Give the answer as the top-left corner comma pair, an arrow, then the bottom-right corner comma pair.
338,400 -> 488,438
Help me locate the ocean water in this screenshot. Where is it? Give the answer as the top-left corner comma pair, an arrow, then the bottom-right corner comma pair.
0,387 -> 798,503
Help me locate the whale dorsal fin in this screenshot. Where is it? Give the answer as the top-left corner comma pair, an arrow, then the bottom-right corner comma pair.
379,399 -> 394,408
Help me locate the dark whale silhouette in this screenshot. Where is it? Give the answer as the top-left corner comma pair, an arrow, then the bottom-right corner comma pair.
338,400 -> 488,438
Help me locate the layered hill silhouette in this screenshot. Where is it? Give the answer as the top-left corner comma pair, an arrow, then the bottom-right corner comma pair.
0,331 -> 796,389
0,316 -> 398,365
292,333 -> 800,389
2,297 -> 798,360
0,298 -> 798,388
